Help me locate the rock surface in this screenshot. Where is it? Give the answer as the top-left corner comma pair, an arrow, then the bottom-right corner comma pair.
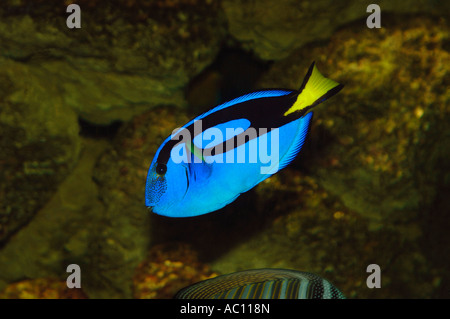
0,2 -> 448,299
133,243 -> 217,299
86,107 -> 189,298
258,16 -> 450,229
0,138 -> 107,293
0,0 -> 226,124
209,171 -> 440,298
211,16 -> 449,297
0,57 -> 81,244
223,0 -> 450,60
0,277 -> 87,299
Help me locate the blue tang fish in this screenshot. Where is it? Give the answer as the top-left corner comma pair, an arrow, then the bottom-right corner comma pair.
175,268 -> 345,299
145,62 -> 343,217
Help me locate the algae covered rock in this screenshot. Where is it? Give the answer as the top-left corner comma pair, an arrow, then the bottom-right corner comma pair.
0,0 -> 226,124
228,16 -> 449,297
223,0 -> 450,60
210,171 -> 441,298
0,0 -> 447,300
258,17 -> 450,229
0,138 -> 107,293
0,277 -> 87,299
133,243 -> 217,299
0,57 -> 80,244
86,107 -> 189,298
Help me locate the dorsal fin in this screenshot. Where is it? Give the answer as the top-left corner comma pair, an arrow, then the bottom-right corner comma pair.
198,89 -> 293,121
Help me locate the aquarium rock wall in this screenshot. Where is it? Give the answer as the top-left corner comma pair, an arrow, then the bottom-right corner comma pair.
0,0 -> 449,299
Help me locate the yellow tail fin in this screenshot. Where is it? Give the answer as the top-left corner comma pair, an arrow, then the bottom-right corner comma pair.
284,62 -> 343,116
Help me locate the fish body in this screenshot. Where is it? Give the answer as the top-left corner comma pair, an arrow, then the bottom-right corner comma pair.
175,268 -> 345,299
145,62 -> 343,217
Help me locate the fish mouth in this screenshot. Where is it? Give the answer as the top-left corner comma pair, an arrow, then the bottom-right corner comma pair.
147,206 -> 154,213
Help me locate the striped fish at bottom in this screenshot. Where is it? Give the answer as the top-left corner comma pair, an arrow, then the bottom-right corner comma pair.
174,268 -> 345,299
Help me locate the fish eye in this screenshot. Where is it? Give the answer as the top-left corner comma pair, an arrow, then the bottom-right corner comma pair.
155,163 -> 167,175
